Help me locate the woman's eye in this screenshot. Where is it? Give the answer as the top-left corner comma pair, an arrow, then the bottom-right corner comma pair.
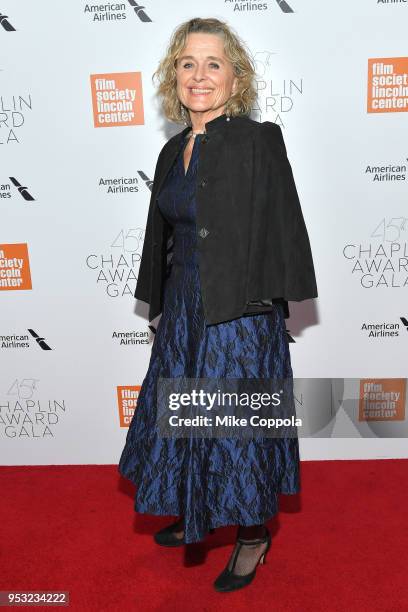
181,62 -> 220,69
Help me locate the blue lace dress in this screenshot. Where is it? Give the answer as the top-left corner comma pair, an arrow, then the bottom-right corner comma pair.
118,133 -> 300,544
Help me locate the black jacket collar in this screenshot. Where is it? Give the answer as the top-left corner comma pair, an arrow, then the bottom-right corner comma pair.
178,112 -> 239,140
159,113 -> 248,197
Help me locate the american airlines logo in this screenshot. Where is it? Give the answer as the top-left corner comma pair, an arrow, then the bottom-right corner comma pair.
127,1 -> 152,21
84,2 -> 152,23
276,0 -> 294,13
226,0 -> 295,13
0,12 -> 15,31
28,329 -> 52,351
137,171 -> 153,192
9,177 -> 35,201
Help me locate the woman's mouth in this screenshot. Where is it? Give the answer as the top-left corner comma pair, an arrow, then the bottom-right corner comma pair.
189,88 -> 213,96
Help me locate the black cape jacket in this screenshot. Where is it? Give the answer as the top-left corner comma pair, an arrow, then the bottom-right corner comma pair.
134,112 -> 318,326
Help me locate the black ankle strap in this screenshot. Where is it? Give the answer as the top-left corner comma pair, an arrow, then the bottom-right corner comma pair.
237,536 -> 267,545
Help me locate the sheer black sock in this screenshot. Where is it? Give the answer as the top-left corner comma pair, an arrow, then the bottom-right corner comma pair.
222,523 -> 269,576
237,523 -> 266,540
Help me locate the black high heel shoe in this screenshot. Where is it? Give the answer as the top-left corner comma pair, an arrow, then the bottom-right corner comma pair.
213,525 -> 271,592
154,518 -> 215,547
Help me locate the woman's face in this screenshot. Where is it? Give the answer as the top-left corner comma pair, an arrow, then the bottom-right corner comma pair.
175,33 -> 238,118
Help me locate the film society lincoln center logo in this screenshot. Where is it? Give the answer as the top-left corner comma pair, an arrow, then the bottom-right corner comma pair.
90,72 -> 144,127
367,57 -> 408,113
359,379 -> 406,421
117,385 -> 141,427
0,243 -> 32,291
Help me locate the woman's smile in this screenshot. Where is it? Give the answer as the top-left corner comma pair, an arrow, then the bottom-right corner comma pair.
188,87 -> 214,96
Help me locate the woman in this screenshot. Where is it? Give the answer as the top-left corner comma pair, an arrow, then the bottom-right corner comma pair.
118,17 -> 318,593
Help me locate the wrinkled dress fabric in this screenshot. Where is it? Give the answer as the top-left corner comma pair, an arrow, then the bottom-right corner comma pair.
118,133 -> 300,544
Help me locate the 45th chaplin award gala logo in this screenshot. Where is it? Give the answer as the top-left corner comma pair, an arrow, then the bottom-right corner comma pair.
85,228 -> 145,296
252,50 -> 303,124
117,385 -> 141,427
367,57 -> 408,113
342,216 -> 408,289
0,244 -> 32,291
90,72 -> 144,127
0,92 -> 33,144
0,379 -> 68,439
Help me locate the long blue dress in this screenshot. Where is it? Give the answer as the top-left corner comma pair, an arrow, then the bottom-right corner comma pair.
118,132 -> 300,544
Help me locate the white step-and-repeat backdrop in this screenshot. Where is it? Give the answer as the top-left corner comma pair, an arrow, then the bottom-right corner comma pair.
1,1 -> 407,465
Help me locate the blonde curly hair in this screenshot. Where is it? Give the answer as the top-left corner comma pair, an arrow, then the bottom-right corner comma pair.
152,17 -> 257,125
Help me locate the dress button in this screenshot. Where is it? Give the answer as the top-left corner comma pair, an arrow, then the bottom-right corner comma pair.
198,227 -> 210,238
202,134 -> 209,143
199,179 -> 207,188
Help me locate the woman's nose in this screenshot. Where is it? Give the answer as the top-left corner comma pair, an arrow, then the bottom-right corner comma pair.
192,65 -> 206,80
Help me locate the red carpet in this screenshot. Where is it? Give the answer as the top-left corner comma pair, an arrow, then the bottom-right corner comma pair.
1,459 -> 407,611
